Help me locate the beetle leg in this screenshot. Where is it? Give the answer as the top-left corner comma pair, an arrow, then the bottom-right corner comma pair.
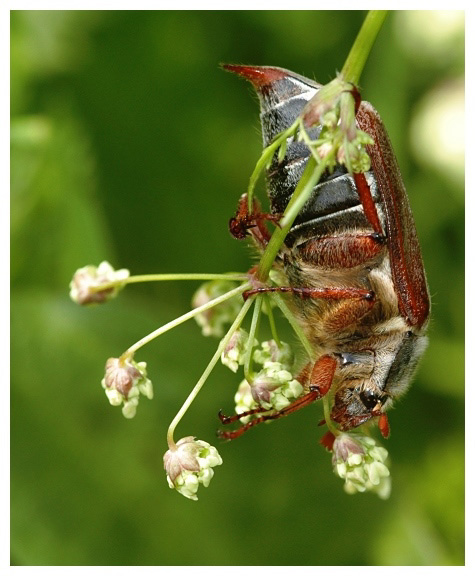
217,391 -> 320,440
306,354 -> 338,397
353,172 -> 384,236
217,406 -> 271,425
243,285 -> 374,301
217,356 -> 336,440
217,363 -> 311,428
229,193 -> 281,247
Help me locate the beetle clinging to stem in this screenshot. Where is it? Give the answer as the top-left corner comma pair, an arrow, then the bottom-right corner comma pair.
218,65 -> 430,440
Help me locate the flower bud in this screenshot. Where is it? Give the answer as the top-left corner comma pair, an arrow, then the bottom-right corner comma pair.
253,340 -> 294,368
331,433 -> 391,499
192,280 -> 242,338
302,76 -> 353,127
221,329 -> 255,373
164,437 -> 223,501
250,362 -> 303,412
69,261 -> 129,305
234,380 -> 258,424
101,357 -> 153,419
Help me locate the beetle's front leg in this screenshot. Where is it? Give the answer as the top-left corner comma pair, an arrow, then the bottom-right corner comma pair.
217,355 -> 337,440
229,193 -> 281,247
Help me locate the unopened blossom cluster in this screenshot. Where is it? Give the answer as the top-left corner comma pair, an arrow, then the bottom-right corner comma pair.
331,433 -> 391,499
220,330 -> 303,421
69,261 -> 129,305
163,437 -> 223,501
101,357 -> 153,419
299,74 -> 374,174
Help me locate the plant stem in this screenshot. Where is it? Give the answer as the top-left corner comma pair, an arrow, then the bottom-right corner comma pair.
272,294 -> 313,360
255,11 -> 387,281
243,297 -> 262,381
246,121 -> 299,211
323,395 -> 339,435
166,297 -> 254,449
121,282 -> 250,360
90,272 -> 247,293
257,149 -> 335,282
340,10 -> 388,85
125,273 -> 248,283
265,295 -> 281,347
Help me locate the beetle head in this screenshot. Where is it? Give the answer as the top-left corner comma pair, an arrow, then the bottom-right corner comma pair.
331,381 -> 389,432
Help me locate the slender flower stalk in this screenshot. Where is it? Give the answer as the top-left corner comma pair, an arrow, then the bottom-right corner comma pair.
246,121 -> 300,212
166,297 -> 253,450
255,138 -> 341,284
264,295 -> 281,347
340,10 -> 388,85
322,395 -> 339,436
88,272 -> 248,294
243,297 -> 263,382
271,293 -> 314,360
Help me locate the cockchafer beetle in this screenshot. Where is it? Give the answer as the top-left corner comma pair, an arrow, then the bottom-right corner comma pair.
219,65 -> 430,440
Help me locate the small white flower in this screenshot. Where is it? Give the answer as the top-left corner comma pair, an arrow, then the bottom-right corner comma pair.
164,437 -> 223,501
69,261 -> 129,305
233,362 -> 304,421
101,357 -> 153,419
331,433 -> 391,499
251,362 -> 303,411
221,329 -> 255,373
253,340 -> 294,367
234,380 -> 258,423
192,280 -> 242,338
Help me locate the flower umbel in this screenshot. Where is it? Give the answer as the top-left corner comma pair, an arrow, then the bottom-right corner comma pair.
69,261 -> 129,305
101,357 -> 153,419
164,437 -> 223,501
331,433 -> 391,499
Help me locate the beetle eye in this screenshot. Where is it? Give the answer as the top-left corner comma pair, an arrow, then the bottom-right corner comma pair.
359,389 -> 379,410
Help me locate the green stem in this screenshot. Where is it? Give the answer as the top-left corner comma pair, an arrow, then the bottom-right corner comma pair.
121,282 -> 250,360
90,272 -> 247,293
323,395 -> 339,435
257,148 -> 336,282
264,295 -> 281,347
166,297 -> 254,449
340,10 -> 388,85
243,297 -> 262,382
254,12 -> 386,283
272,294 -> 313,360
246,121 -> 299,211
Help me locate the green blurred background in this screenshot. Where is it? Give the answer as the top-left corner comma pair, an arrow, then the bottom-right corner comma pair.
11,10 -> 464,566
